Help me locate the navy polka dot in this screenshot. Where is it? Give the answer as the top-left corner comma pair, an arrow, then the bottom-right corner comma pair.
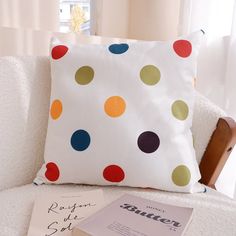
108,43 -> 129,54
71,129 -> 91,151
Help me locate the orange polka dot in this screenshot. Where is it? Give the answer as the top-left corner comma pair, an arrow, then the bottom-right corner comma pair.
50,99 -> 63,120
104,96 -> 126,117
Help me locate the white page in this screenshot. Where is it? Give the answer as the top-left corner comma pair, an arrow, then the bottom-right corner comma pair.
27,189 -> 104,236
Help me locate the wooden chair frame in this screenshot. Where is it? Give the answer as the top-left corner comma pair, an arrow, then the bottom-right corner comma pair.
199,117 -> 236,188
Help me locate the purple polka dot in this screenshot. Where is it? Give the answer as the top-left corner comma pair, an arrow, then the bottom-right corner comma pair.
137,131 -> 160,153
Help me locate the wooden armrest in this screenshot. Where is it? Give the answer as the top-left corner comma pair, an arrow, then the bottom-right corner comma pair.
199,117 -> 236,189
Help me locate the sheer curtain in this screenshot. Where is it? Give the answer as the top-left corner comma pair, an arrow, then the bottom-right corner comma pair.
179,0 -> 236,117
93,0 -> 181,40
0,0 -> 59,56
179,0 -> 236,198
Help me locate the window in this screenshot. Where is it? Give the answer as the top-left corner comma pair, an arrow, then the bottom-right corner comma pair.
59,0 -> 90,34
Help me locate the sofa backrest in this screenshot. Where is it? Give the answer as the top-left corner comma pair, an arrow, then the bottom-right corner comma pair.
0,56 -> 226,191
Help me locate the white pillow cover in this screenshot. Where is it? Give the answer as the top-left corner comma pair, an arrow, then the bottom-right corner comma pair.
35,31 -> 204,193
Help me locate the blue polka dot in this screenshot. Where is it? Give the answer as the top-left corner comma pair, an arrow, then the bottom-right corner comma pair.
71,130 -> 91,151
108,43 -> 129,54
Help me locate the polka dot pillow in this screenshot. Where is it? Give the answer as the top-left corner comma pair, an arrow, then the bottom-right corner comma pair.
34,31 -> 205,193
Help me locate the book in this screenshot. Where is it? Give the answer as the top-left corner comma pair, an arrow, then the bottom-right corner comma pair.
72,194 -> 193,236
27,189 -> 104,236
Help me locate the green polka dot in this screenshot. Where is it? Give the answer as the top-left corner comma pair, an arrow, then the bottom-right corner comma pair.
140,65 -> 161,85
171,100 -> 189,120
75,66 -> 94,85
172,165 -> 191,186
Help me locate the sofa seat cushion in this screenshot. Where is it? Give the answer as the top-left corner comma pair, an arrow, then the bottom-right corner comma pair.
0,184 -> 235,236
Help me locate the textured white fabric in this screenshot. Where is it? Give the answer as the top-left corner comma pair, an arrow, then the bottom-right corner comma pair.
192,92 -> 226,164
0,55 -> 226,191
0,184 -> 235,236
0,56 -> 51,191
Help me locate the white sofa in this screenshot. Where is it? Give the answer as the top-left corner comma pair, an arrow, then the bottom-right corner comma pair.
0,56 -> 236,236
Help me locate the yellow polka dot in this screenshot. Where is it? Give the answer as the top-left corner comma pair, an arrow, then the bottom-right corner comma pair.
104,96 -> 126,117
50,99 -> 63,120
171,100 -> 189,120
172,165 -> 191,186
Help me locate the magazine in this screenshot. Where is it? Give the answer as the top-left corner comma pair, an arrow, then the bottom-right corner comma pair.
73,194 -> 193,236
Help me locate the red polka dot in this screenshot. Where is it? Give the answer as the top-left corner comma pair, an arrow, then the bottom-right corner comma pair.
103,165 -> 125,183
45,162 -> 60,182
173,40 -> 192,58
51,45 -> 68,60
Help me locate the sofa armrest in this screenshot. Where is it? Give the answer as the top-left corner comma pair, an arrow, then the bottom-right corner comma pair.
199,117 -> 236,188
0,56 -> 50,191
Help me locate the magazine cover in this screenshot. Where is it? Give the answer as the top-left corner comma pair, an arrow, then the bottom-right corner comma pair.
73,194 -> 193,236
